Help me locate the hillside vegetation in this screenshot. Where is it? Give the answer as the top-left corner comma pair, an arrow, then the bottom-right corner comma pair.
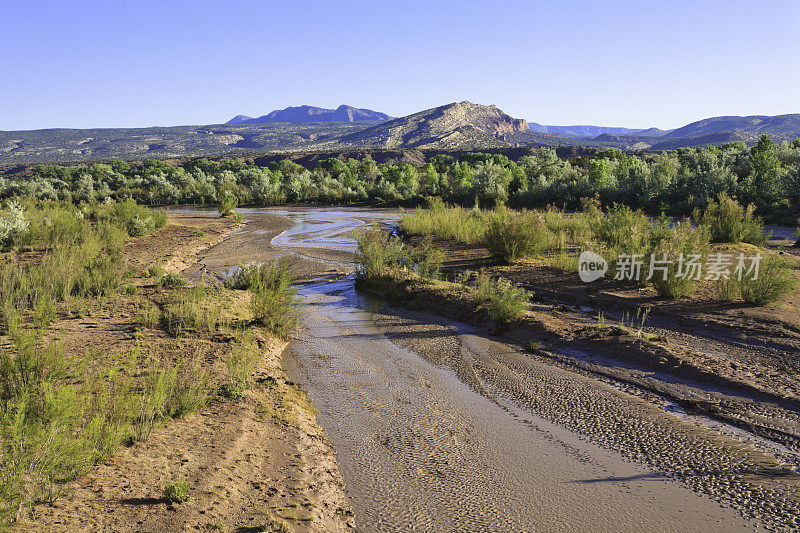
4,134 -> 800,223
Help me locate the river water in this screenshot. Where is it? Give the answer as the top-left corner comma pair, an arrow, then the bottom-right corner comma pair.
264,208 -> 759,533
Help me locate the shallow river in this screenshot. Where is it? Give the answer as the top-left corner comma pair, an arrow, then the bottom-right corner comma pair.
174,207 -> 764,532
261,208 -> 758,533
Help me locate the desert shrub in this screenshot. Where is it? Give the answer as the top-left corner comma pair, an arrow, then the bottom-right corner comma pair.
400,198 -> 488,244
483,209 -> 555,263
354,224 -> 408,282
0,201 -> 30,249
589,203 -> 651,260
220,332 -> 261,399
699,193 -> 767,246
218,192 -> 238,217
412,238 -> 445,280
162,286 -> 229,335
102,199 -> 166,237
0,331 -> 151,523
159,272 -> 186,289
648,221 -> 710,298
738,256 -> 797,305
163,480 -> 190,503
468,272 -> 529,326
714,278 -> 741,302
244,258 -> 301,338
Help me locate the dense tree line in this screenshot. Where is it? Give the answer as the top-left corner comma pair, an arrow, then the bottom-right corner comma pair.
4,134 -> 800,223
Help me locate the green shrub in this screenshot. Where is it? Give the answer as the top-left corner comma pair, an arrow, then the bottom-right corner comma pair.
649,221 -> 710,298
412,238 -> 445,280
102,199 -> 166,237
483,209 -> 555,264
218,192 -> 238,217
468,272 -> 529,326
163,480 -> 190,503
159,273 -> 186,289
714,278 -> 741,302
242,258 -> 301,338
148,265 -> 165,278
590,203 -> 651,260
354,224 -> 408,282
738,256 -> 797,305
699,193 -> 767,246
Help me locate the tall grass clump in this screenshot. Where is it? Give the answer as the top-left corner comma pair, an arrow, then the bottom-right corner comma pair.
648,221 -> 710,298
400,198 -> 487,244
738,256 -> 797,306
483,208 -> 556,264
227,258 -> 301,338
162,286 -> 230,335
698,193 -> 767,246
220,332 -> 261,399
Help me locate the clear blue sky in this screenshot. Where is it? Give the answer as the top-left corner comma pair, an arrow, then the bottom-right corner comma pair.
2,0 -> 798,131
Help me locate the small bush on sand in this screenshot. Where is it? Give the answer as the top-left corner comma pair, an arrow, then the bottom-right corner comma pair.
698,193 -> 767,246
469,272 -> 529,326
354,224 -> 407,282
218,192 -> 238,217
159,272 -> 186,289
163,480 -> 190,503
241,258 -> 301,338
738,256 -> 797,306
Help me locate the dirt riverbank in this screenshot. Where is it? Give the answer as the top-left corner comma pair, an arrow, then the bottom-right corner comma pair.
23,210 -> 353,532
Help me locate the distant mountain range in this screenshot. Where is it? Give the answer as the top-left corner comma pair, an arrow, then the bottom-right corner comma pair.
227,105 -> 392,125
1,104 -> 799,164
528,124 -> 671,138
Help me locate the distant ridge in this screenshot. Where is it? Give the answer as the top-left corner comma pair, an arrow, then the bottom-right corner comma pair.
529,124 -> 669,138
3,106 -> 800,165
665,114 -> 800,140
227,105 -> 392,124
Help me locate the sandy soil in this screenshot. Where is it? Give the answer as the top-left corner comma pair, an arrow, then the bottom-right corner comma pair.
22,211 -> 354,532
